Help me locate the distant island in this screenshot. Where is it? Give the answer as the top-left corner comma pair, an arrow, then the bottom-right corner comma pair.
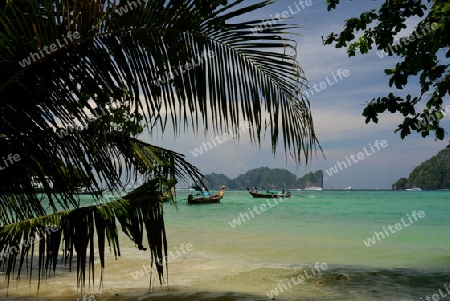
203,167 -> 323,190
392,148 -> 450,190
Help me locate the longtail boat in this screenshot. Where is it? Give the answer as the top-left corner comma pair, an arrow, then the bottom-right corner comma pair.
187,186 -> 226,204
247,187 -> 290,198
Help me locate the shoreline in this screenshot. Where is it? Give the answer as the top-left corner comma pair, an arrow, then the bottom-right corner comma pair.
2,191 -> 448,300
3,258 -> 450,300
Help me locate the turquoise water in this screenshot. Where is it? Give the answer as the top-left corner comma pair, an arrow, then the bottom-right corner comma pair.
5,190 -> 450,300
159,190 -> 450,300
167,190 -> 450,269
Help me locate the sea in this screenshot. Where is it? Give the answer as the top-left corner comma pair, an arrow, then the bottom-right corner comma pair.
2,190 -> 450,301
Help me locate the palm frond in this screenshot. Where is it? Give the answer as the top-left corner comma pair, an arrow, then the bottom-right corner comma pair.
0,178 -> 170,292
0,0 -> 321,290
1,0 -> 319,165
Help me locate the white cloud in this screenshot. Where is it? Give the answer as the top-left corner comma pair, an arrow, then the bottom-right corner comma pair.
138,0 -> 448,189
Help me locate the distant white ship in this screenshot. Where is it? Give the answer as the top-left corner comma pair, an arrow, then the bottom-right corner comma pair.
346,187 -> 353,191
405,187 -> 422,191
31,176 -> 54,190
304,186 -> 323,191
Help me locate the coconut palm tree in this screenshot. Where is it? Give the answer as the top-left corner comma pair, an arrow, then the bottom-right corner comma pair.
0,0 -> 320,292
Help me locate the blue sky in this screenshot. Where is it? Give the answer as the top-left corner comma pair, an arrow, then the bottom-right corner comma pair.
143,0 -> 449,189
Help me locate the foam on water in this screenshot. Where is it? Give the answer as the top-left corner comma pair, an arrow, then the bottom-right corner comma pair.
2,190 -> 450,300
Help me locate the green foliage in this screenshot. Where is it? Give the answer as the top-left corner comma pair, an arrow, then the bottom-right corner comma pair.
392,148 -> 450,189
324,0 -> 450,141
0,179 -> 168,291
56,161 -> 87,190
204,167 -> 323,189
202,173 -> 235,189
0,0 -> 320,291
296,170 -> 323,188
392,177 -> 407,189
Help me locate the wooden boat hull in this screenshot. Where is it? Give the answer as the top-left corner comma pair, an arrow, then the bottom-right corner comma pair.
247,188 -> 290,198
187,194 -> 222,204
187,186 -> 226,204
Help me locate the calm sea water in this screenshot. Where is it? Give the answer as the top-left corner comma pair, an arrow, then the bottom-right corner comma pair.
3,190 -> 450,300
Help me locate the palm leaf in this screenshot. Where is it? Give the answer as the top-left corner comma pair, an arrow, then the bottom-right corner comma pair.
0,178 -> 172,292
0,0 -> 321,290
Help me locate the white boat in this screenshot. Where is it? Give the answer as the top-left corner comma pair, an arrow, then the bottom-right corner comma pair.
304,186 -> 323,191
31,176 -> 54,190
405,187 -> 422,191
346,187 -> 353,191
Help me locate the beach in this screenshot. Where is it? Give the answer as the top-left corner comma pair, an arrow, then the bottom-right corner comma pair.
2,190 -> 450,300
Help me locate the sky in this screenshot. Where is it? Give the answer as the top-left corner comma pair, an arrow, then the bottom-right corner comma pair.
143,0 -> 449,190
